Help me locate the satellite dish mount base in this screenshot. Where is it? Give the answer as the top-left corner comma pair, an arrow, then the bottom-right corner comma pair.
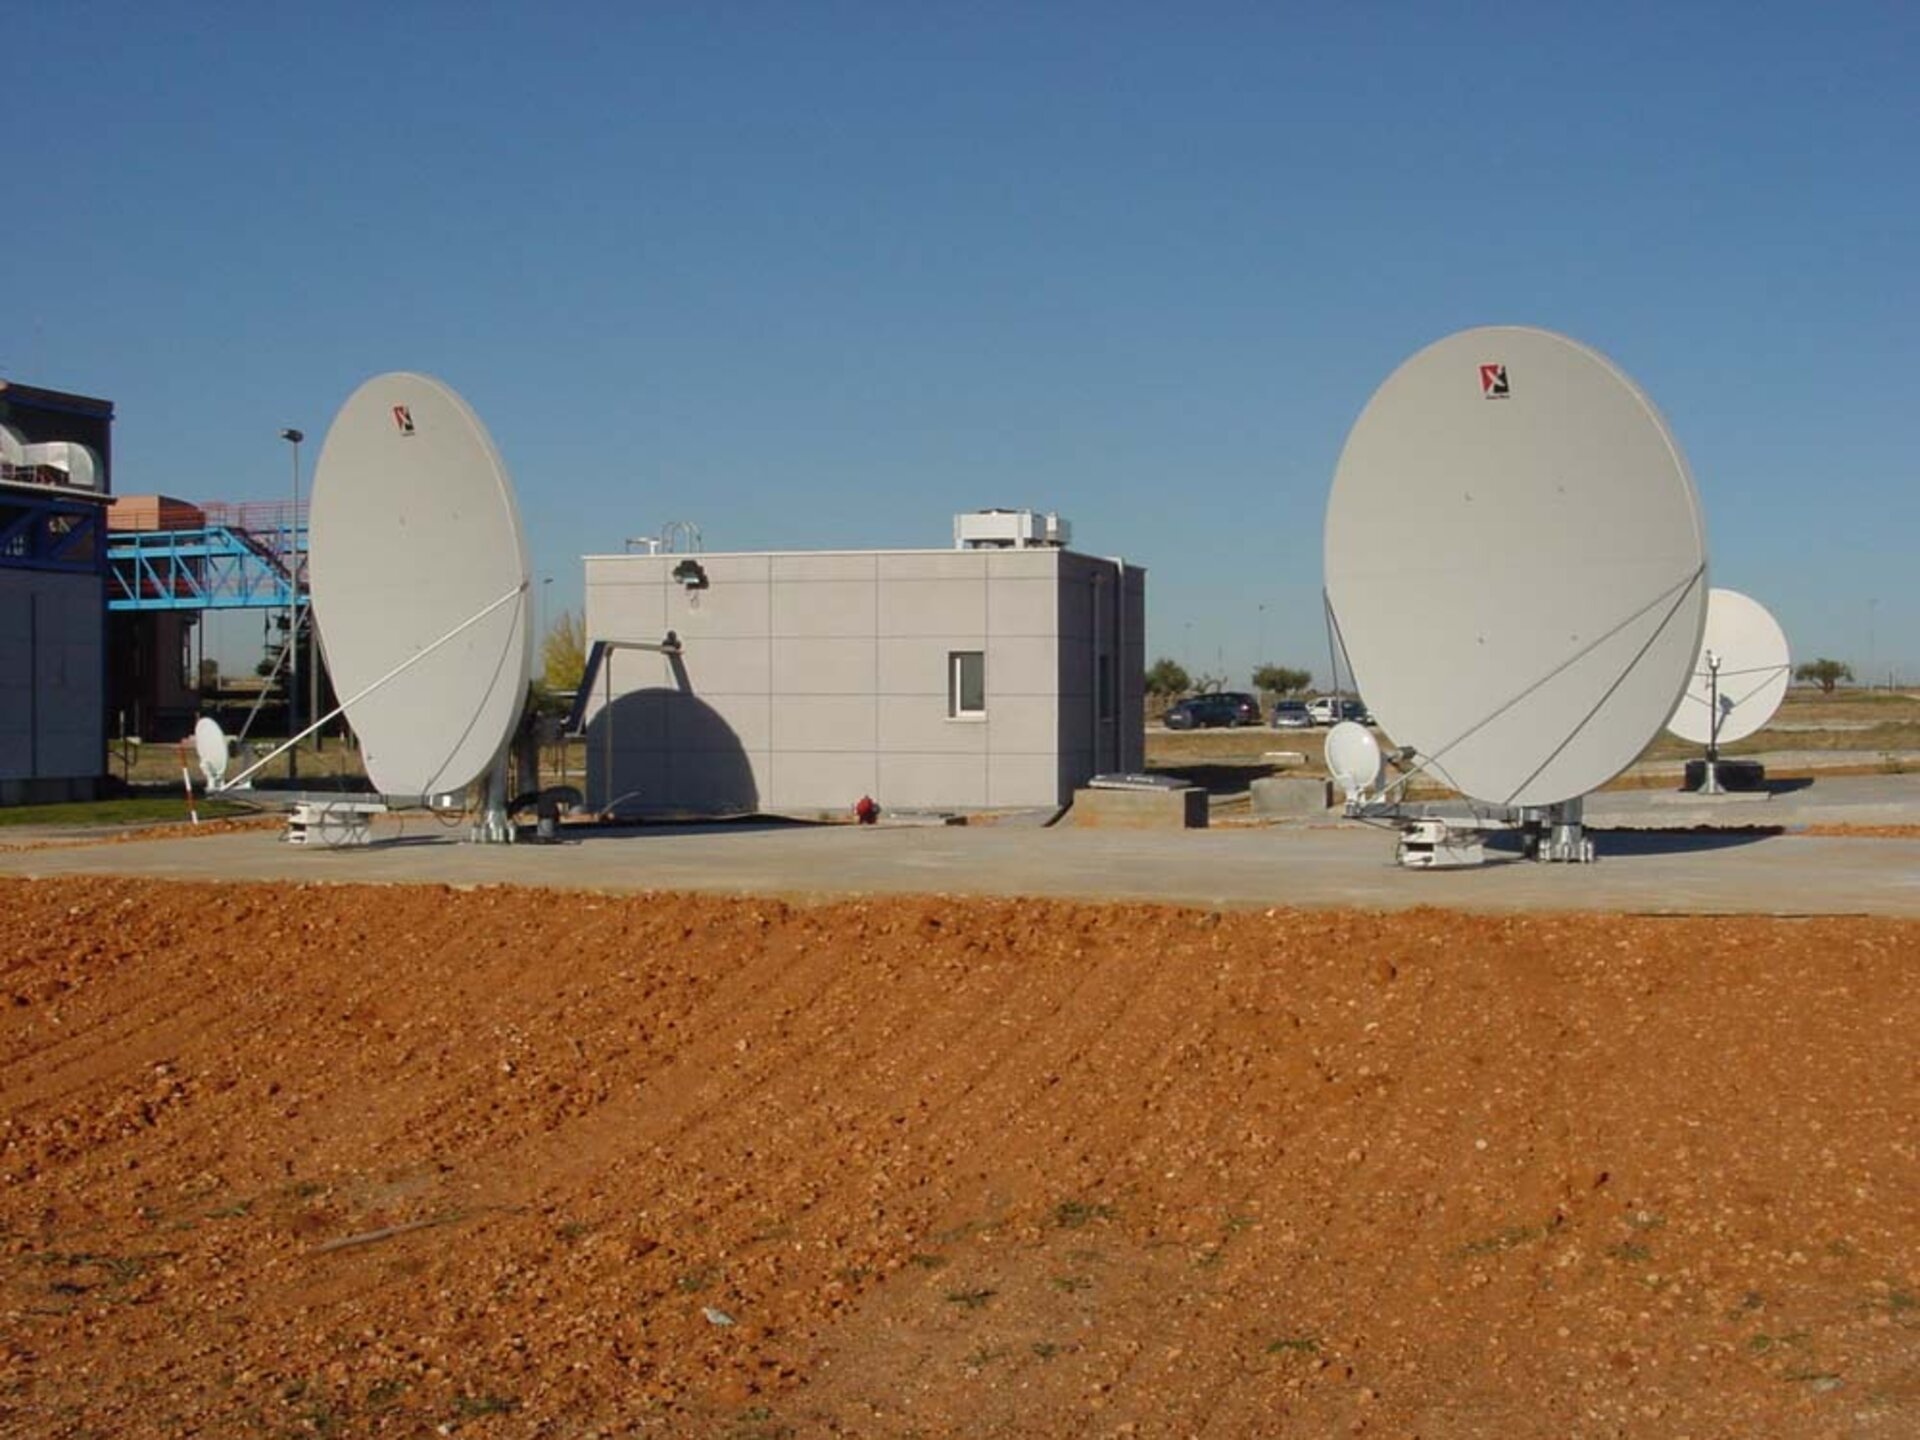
1698,757 -> 1727,797
468,752 -> 516,845
1516,799 -> 1597,863
1683,756 -> 1766,794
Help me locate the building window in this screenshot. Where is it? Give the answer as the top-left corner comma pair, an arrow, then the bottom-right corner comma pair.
949,650 -> 985,718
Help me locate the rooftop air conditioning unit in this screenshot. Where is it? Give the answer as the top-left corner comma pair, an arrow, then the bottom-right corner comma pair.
953,508 -> 1072,550
18,440 -> 103,490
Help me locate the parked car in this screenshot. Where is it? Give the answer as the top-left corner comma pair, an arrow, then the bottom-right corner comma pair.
1306,696 -> 1373,726
1163,694 -> 1242,730
1269,698 -> 1313,729
1216,691 -> 1262,726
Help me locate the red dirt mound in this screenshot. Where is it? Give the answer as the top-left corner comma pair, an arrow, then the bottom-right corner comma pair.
2,878 -> 1914,1436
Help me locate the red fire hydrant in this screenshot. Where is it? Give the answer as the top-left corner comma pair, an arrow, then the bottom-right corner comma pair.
854,795 -> 880,825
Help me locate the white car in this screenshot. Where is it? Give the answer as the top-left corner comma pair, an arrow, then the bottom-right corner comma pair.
1307,697 -> 1372,726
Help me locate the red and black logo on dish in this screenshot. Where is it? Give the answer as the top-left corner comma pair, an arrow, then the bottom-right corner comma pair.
1479,363 -> 1510,399
392,405 -> 415,434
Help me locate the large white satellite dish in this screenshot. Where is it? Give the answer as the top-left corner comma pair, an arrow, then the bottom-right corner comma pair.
1324,326 -> 1708,813
1324,720 -> 1385,803
1665,588 -> 1790,746
308,373 -> 532,803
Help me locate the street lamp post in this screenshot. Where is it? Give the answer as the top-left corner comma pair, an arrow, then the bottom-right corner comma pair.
541,576 -> 553,682
1868,596 -> 1878,691
280,428 -> 304,781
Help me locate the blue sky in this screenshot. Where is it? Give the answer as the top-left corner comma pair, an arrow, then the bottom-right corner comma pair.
11,3 -> 1916,682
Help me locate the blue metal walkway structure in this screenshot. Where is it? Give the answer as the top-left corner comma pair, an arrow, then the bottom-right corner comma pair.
107,513 -> 303,612
0,486 -> 107,577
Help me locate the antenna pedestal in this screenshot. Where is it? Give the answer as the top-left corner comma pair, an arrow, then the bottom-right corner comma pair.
468,754 -> 516,845
1518,799 -> 1596,863
1699,754 -> 1726,796
1696,657 -> 1728,794
1683,756 -> 1766,794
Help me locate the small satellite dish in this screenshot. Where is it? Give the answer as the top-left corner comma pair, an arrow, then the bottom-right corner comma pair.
1324,720 -> 1385,802
1665,588 -> 1790,746
308,373 -> 531,801
193,716 -> 231,788
1324,326 -> 1708,811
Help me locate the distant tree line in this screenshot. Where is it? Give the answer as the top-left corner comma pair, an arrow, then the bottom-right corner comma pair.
1793,658 -> 1852,694
1144,658 -> 1315,702
1148,652 -> 1869,708
1252,665 -> 1311,696
1145,658 -> 1191,698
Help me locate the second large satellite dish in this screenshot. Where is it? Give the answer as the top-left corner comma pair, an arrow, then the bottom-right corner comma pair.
1324,327 -> 1708,808
1666,588 -> 1791,746
309,373 -> 531,798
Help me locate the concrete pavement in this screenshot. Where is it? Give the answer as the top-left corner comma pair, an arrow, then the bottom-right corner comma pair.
1,772 -> 1917,917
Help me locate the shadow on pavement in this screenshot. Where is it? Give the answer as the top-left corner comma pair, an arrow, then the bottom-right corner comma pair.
1536,827 -> 1785,857
1149,762 -> 1278,796
565,815 -> 825,842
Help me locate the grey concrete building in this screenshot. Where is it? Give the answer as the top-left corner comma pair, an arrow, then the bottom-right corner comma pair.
581,537 -> 1145,816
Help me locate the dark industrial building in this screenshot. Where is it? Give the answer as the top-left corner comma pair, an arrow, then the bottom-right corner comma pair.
0,381 -> 113,803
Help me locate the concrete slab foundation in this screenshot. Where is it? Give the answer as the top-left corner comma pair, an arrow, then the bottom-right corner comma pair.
3,773 -> 1920,918
1251,776 -> 1334,817
1067,785 -> 1207,829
